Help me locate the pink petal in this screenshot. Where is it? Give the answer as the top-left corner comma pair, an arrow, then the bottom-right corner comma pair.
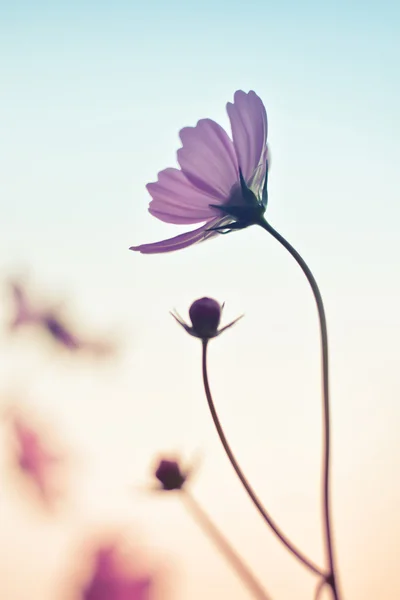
122,579 -> 151,600
147,168 -> 221,224
83,544 -> 153,600
130,217 -> 230,254
11,416 -> 61,505
9,282 -> 39,328
226,90 -> 268,185
177,119 -> 239,200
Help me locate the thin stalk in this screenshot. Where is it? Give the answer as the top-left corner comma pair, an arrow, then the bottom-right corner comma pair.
201,339 -> 324,577
259,218 -> 340,600
314,578 -> 328,600
181,488 -> 272,600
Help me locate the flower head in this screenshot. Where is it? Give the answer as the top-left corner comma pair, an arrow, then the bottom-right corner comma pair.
172,297 -> 243,341
131,90 -> 268,254
155,459 -> 187,491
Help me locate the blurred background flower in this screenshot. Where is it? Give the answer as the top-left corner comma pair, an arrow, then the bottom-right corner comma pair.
3,405 -> 67,509
6,279 -> 117,357
79,542 -> 154,600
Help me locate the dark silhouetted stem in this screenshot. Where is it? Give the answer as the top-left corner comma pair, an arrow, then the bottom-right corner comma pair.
314,577 -> 328,600
259,219 -> 341,600
181,489 -> 272,600
201,339 -> 324,577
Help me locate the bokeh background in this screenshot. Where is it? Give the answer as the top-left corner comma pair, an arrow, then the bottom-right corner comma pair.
1,1 -> 399,598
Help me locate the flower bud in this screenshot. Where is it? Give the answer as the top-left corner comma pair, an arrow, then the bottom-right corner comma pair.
155,459 -> 186,491
189,298 -> 221,339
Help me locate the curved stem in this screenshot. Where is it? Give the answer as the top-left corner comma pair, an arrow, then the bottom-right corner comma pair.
181,488 -> 272,600
314,578 -> 328,600
201,339 -> 324,577
259,219 -> 340,600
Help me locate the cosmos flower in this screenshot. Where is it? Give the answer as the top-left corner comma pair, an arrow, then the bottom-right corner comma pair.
131,90 -> 268,254
82,544 -> 153,600
7,411 -> 63,506
171,297 -> 243,340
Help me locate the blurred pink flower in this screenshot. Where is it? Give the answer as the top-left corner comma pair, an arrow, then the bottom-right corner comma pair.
8,280 -> 114,356
40,312 -> 114,356
82,544 -> 153,600
8,412 -> 63,506
9,281 -> 42,329
131,90 -> 269,254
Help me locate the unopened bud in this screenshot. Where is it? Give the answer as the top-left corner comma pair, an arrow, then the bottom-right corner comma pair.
189,298 -> 221,339
155,459 -> 186,491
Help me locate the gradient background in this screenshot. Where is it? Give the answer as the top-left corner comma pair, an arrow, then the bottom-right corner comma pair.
1,1 -> 400,598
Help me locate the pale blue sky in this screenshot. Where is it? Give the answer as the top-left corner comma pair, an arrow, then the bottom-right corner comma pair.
1,0 -> 399,286
1,2 -> 400,599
